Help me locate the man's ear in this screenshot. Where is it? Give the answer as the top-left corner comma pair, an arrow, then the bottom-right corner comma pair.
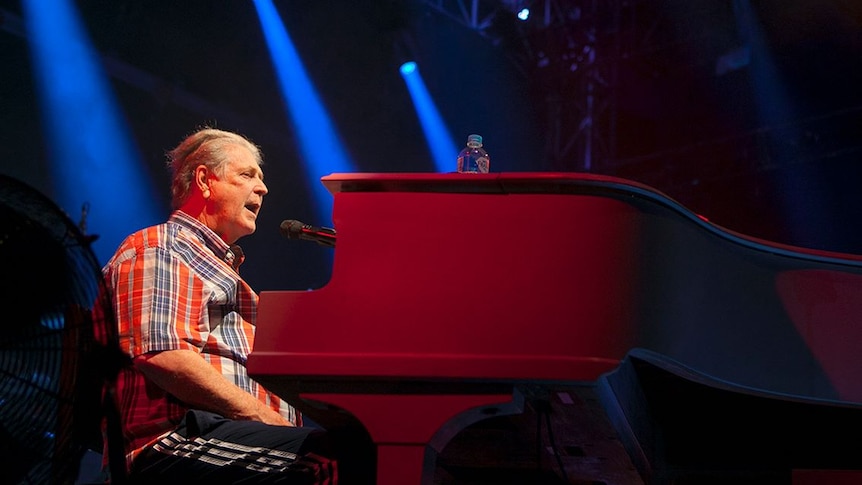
194,165 -> 209,192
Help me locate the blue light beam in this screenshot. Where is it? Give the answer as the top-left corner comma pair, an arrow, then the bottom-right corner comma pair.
399,62 -> 458,173
23,0 -> 161,265
732,0 -> 831,246
253,0 -> 355,225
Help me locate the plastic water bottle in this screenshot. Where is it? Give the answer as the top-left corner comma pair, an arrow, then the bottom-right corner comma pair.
456,134 -> 490,173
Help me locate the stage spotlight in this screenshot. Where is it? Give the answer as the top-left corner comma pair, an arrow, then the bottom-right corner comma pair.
502,0 -> 531,21
400,61 -> 417,75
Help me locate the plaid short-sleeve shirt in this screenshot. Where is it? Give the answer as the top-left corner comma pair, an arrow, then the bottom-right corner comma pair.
101,210 -> 297,466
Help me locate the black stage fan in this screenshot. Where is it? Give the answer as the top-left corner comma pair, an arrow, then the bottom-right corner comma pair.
0,174 -> 123,484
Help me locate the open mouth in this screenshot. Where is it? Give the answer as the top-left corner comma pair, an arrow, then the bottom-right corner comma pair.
245,203 -> 260,216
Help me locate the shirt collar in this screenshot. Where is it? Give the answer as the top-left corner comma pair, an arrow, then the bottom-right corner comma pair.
169,210 -> 241,270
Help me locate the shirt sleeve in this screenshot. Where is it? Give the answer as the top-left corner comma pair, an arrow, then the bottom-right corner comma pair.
112,246 -> 207,358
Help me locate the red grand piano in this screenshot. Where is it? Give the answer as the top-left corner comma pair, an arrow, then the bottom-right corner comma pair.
247,172 -> 862,484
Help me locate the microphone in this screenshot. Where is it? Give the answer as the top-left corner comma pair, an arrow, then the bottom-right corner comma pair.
279,219 -> 336,248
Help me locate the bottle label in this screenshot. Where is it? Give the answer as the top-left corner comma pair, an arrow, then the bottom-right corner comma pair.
457,153 -> 490,173
476,157 -> 489,173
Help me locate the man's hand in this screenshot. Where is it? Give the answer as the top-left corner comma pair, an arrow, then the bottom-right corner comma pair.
134,349 -> 293,426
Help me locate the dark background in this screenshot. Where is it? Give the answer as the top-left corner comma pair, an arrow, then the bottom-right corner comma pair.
2,0 -> 861,292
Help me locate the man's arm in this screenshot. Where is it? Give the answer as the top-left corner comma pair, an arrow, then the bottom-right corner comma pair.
134,349 -> 293,426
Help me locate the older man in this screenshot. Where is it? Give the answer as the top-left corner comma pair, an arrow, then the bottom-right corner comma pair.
97,127 -> 369,483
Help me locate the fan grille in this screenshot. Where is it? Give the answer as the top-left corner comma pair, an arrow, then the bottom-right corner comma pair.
0,175 -> 106,484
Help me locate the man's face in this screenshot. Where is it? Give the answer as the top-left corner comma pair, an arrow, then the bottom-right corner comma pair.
205,144 -> 268,244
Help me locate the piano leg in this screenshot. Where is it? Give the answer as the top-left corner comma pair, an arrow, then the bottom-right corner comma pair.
300,392 -> 518,485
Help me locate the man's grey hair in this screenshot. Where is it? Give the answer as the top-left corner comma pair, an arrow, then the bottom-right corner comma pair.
167,127 -> 263,209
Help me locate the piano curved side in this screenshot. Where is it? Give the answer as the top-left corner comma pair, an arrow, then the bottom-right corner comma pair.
249,172 -> 862,484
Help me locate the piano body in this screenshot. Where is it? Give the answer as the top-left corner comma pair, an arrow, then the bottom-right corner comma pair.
247,172 -> 862,484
